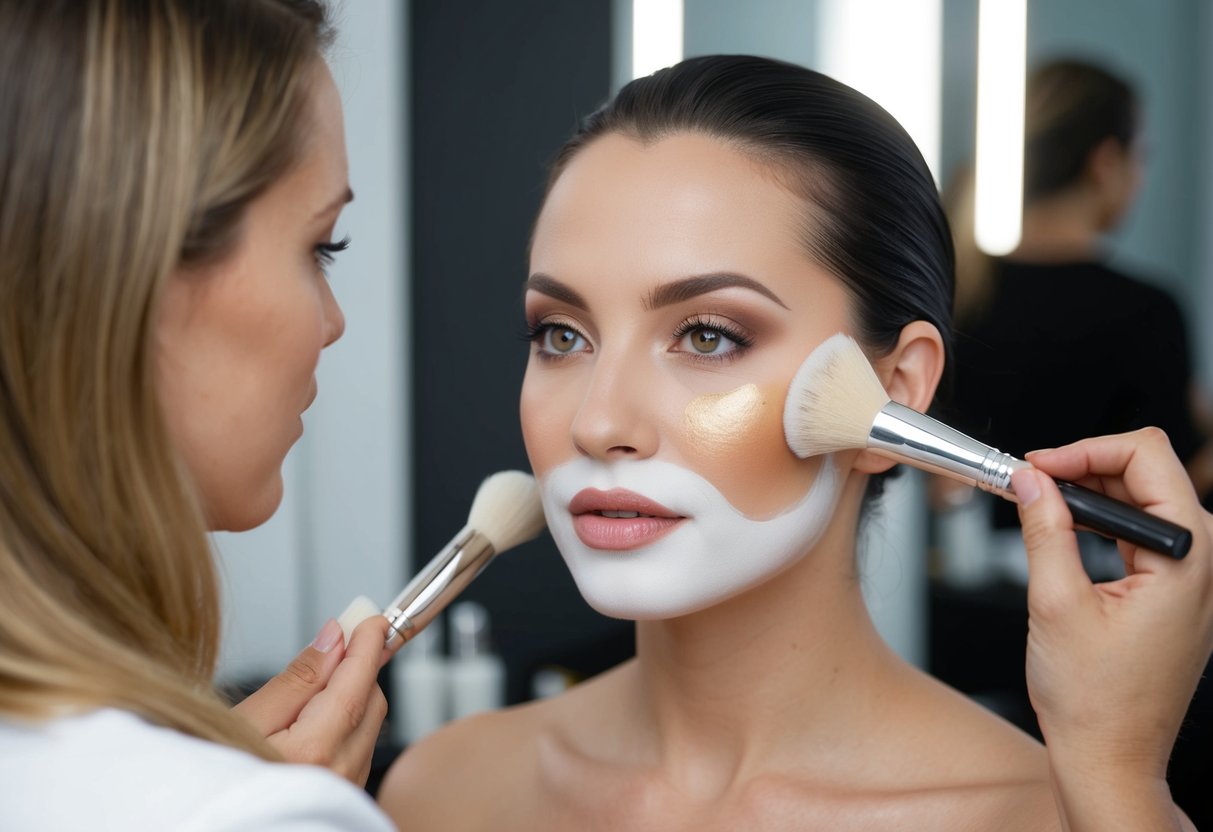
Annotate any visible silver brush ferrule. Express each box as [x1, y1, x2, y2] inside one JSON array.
[[870, 402, 1031, 498], [382, 526, 495, 650]]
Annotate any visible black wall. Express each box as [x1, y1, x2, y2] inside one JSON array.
[[409, 0, 632, 704]]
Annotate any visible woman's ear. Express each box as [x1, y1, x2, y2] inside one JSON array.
[[853, 321, 945, 475]]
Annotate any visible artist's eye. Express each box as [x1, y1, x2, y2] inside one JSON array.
[[525, 321, 589, 357], [672, 316, 753, 360], [314, 235, 351, 275]]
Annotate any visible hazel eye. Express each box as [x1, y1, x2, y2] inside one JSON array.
[[537, 325, 587, 355], [689, 327, 721, 353], [680, 326, 736, 355]]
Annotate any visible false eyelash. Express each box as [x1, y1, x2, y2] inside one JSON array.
[[671, 314, 755, 349], [314, 235, 352, 267]]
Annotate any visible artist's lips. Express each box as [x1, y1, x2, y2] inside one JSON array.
[[569, 488, 685, 551]]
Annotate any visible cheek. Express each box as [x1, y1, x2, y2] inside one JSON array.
[[677, 382, 817, 517], [520, 366, 574, 477]]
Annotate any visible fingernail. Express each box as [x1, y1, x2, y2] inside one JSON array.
[[1012, 469, 1041, 507], [1024, 448, 1054, 459], [310, 618, 342, 653]]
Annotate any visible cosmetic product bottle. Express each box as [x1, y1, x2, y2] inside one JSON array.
[[390, 615, 449, 747], [530, 665, 573, 700], [448, 601, 505, 719]]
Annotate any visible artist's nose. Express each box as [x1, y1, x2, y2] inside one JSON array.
[[320, 278, 346, 348], [569, 354, 659, 461]]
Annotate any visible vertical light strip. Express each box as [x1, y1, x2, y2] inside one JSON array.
[[974, 0, 1027, 255], [632, 0, 684, 80], [817, 0, 943, 182]]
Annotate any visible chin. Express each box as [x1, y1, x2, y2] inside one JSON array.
[[207, 476, 285, 532]]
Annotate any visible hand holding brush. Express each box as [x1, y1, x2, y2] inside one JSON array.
[[336, 470, 548, 649]]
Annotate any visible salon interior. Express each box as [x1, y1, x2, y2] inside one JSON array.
[[210, 0, 1213, 821]]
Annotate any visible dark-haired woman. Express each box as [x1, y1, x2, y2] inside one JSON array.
[[379, 55, 1211, 831]]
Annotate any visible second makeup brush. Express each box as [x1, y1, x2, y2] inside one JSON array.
[[782, 333, 1191, 559], [337, 470, 548, 648]]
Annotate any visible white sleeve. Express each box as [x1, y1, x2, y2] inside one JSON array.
[[180, 765, 396, 832]]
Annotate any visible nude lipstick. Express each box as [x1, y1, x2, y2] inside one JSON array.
[[569, 488, 684, 550]]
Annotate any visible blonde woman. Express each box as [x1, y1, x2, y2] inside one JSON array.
[[0, 1, 394, 828]]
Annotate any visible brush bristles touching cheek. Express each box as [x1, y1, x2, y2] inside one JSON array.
[[782, 333, 890, 458], [679, 383, 823, 518]]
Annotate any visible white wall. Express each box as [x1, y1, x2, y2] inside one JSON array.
[[214, 0, 410, 683]]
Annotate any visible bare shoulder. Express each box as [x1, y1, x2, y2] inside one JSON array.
[[376, 700, 547, 830], [377, 662, 636, 830], [871, 665, 1063, 830]]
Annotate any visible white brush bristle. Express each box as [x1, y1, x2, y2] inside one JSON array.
[[467, 470, 547, 554], [337, 595, 383, 646], [782, 333, 891, 458]]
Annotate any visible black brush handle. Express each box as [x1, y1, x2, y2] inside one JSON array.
[[1055, 481, 1191, 558]]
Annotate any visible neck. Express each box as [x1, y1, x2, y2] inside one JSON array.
[[1013, 191, 1106, 262], [624, 472, 907, 788]]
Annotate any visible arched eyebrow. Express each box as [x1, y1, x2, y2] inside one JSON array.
[[524, 271, 788, 311], [524, 273, 589, 309], [643, 272, 788, 310], [312, 186, 355, 220]]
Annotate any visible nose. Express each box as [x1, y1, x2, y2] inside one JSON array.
[[569, 355, 660, 461], [320, 278, 345, 348]]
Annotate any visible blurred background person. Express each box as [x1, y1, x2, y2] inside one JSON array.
[[945, 58, 1213, 536]]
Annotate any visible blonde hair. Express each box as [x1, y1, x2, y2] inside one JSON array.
[[0, 0, 332, 757]]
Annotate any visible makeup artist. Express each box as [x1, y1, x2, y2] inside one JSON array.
[[0, 1, 394, 828]]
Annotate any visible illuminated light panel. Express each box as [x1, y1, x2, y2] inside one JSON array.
[[632, 0, 683, 80], [819, 0, 943, 183], [974, 0, 1027, 255]]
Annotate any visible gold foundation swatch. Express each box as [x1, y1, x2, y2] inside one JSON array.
[[683, 383, 766, 445]]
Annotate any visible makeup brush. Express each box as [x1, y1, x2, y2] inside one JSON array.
[[337, 470, 548, 649], [782, 333, 1192, 559]]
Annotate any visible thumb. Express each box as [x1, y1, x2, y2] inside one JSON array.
[[1013, 468, 1091, 611], [233, 618, 345, 736]]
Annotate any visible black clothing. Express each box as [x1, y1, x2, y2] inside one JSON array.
[[946, 258, 1204, 528]]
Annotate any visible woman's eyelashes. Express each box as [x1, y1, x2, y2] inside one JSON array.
[[671, 315, 754, 361], [525, 314, 755, 363], [525, 320, 591, 359], [313, 234, 351, 274]]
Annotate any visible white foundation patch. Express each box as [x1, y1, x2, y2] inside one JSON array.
[[540, 456, 841, 619]]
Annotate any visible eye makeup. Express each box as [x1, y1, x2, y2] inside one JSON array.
[[671, 314, 754, 361], [313, 234, 351, 270]]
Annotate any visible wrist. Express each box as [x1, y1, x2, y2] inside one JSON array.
[[1046, 755, 1181, 832]]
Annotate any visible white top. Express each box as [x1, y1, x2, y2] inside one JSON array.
[[0, 708, 396, 831]]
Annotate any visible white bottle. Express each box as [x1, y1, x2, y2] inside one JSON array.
[[390, 617, 449, 746], [448, 601, 505, 720]]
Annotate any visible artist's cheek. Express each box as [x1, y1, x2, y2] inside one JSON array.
[[677, 383, 819, 518]]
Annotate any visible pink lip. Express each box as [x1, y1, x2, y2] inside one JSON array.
[[569, 488, 684, 551]]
